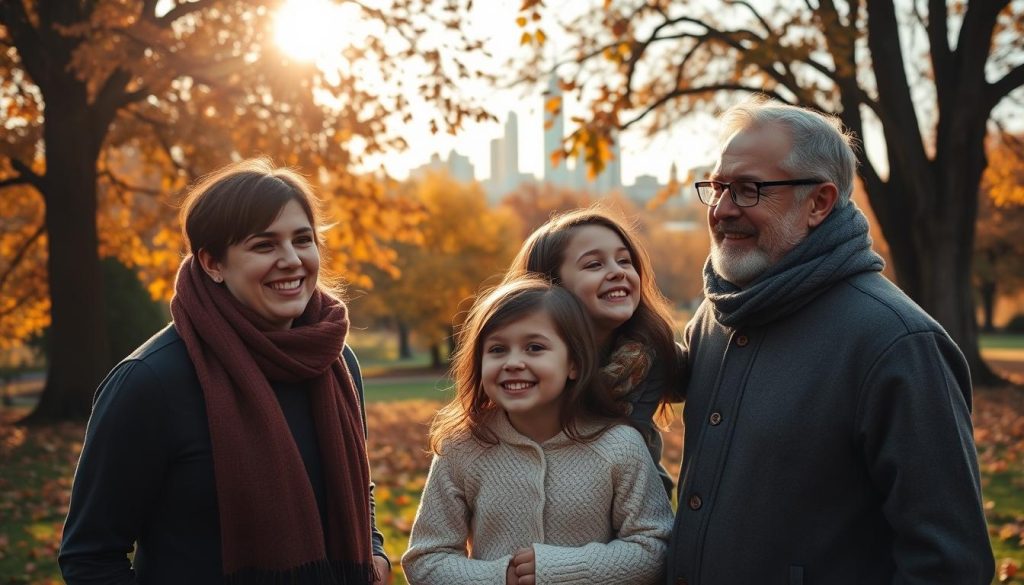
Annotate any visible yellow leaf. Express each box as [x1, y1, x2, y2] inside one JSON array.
[[520, 31, 532, 45], [516, 16, 527, 27]]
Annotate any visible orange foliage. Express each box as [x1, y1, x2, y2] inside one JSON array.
[[0, 182, 48, 350]]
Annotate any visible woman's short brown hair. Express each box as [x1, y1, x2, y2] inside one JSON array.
[[179, 157, 327, 262]]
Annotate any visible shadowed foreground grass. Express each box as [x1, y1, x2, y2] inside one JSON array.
[[1, 387, 1022, 584]]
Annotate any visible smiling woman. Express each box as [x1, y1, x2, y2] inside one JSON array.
[[59, 158, 392, 585]]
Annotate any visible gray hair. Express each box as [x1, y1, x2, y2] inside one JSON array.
[[719, 96, 858, 207]]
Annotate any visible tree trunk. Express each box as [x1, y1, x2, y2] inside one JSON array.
[[429, 344, 442, 369], [446, 325, 457, 365], [397, 321, 412, 360], [911, 237, 998, 385], [25, 90, 111, 422], [979, 280, 996, 333], [864, 129, 1001, 387]]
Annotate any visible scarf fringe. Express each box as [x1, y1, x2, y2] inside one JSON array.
[[225, 559, 377, 585]]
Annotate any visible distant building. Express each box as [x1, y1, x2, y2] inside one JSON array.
[[485, 112, 535, 202], [543, 75, 570, 188], [409, 150, 477, 183], [543, 75, 622, 195], [411, 80, 714, 207], [625, 174, 662, 202]]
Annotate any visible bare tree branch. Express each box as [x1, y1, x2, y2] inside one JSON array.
[[8, 158, 43, 192], [0, 0, 45, 83], [99, 169, 163, 197], [726, 0, 772, 34], [621, 84, 793, 130], [126, 108, 197, 180], [0, 223, 45, 294], [0, 176, 31, 190], [988, 63, 1024, 110]]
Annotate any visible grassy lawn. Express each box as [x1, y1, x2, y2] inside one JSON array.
[[981, 333, 1024, 350], [364, 378, 453, 403], [987, 470, 1024, 569], [1, 386, 1022, 584]]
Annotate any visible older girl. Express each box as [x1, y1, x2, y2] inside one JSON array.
[[503, 207, 682, 495]]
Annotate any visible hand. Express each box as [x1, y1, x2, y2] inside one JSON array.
[[507, 547, 536, 585], [371, 555, 391, 584]]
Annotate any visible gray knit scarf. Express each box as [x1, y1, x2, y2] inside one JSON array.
[[703, 201, 885, 328]]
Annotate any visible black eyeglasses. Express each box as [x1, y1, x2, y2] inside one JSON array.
[[694, 179, 823, 207]]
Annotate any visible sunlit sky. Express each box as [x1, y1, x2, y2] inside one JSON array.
[[274, 0, 720, 184]]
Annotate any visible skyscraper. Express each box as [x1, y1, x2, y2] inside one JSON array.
[[543, 75, 569, 187], [486, 112, 534, 201]]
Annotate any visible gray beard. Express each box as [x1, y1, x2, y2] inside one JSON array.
[[710, 243, 771, 288], [709, 208, 808, 288]]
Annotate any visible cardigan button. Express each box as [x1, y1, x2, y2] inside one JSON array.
[[735, 334, 749, 347], [709, 411, 723, 426], [676, 579, 689, 585], [688, 494, 703, 510]]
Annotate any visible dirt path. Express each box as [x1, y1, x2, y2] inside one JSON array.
[[985, 349, 1024, 381]]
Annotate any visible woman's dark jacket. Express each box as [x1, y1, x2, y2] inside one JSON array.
[[59, 324, 386, 584]]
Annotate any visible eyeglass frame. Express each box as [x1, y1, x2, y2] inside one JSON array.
[[693, 178, 824, 207]]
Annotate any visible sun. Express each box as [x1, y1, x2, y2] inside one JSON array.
[[274, 0, 361, 65]]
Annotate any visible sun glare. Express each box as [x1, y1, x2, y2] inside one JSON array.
[[275, 0, 361, 65]]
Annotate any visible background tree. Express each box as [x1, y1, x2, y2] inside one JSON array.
[[644, 221, 709, 309], [514, 0, 1024, 383], [975, 132, 1024, 331], [499, 182, 592, 238], [0, 180, 47, 351], [361, 171, 521, 368], [0, 0, 490, 420]]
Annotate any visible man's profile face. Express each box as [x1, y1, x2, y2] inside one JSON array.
[[707, 123, 817, 287]]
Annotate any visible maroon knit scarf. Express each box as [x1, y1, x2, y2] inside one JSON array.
[[170, 257, 373, 584]]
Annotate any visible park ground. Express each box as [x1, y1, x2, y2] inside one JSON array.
[[1, 341, 1023, 584]]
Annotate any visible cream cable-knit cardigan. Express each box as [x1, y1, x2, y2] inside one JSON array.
[[402, 412, 673, 584]]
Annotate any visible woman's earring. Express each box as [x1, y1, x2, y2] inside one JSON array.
[[212, 275, 223, 283]]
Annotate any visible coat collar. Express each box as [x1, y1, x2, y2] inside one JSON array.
[[489, 410, 609, 450]]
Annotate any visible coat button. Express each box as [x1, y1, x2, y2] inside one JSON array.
[[709, 411, 723, 426], [676, 579, 688, 585], [735, 334, 749, 347], [688, 494, 702, 510]]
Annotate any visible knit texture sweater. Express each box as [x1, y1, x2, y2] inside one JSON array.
[[402, 414, 673, 585]]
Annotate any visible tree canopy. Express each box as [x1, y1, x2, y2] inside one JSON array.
[[0, 0, 491, 420], [976, 132, 1024, 331], [360, 171, 522, 366], [515, 0, 1024, 382]]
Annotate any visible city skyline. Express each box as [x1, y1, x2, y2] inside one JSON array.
[[410, 79, 686, 203]]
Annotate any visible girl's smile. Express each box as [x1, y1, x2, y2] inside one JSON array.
[[481, 310, 577, 442], [557, 225, 641, 344]]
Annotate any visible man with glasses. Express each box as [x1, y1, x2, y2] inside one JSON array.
[[667, 97, 993, 585]]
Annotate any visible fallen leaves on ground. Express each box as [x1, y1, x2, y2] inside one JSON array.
[[1, 386, 1022, 584]]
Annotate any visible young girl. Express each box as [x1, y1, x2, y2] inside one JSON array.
[[503, 207, 682, 495], [402, 277, 672, 585]]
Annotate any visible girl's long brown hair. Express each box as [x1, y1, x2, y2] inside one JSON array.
[[429, 276, 627, 454], [502, 206, 679, 392]]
